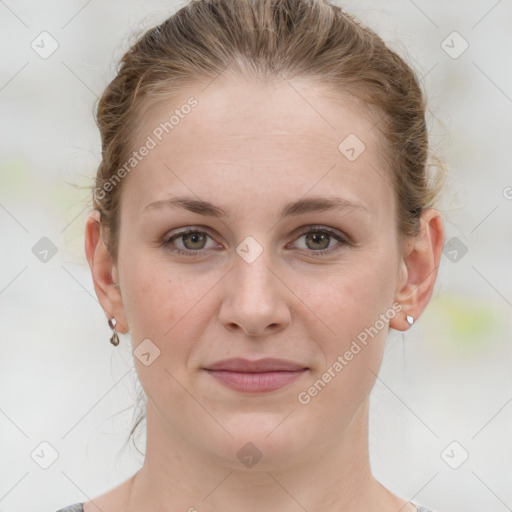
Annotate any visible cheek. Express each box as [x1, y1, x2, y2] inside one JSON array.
[[119, 255, 167, 338], [119, 248, 218, 355], [304, 255, 396, 339], [295, 271, 392, 428], [118, 253, 205, 403], [298, 251, 397, 390]]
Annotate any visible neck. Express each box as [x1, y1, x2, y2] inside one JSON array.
[[123, 398, 414, 512]]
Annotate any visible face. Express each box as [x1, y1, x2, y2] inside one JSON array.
[[111, 76, 407, 468]]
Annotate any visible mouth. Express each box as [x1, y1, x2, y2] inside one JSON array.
[[203, 358, 309, 393]]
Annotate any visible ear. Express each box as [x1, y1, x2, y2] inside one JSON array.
[[84, 210, 128, 334], [389, 208, 444, 332]]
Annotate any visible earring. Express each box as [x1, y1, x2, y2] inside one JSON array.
[[406, 315, 414, 327], [108, 317, 120, 346]]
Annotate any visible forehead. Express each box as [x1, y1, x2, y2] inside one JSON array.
[[121, 77, 393, 219]]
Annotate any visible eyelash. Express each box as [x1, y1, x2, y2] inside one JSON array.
[[161, 226, 349, 257]]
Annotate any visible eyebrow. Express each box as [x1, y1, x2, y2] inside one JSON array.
[[142, 194, 368, 219]]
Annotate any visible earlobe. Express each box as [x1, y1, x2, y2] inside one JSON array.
[[389, 208, 444, 332], [84, 210, 128, 333]]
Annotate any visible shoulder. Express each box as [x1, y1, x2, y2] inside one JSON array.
[[54, 503, 84, 512]]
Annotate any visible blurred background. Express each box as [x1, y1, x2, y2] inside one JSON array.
[[1, 1, 511, 511]]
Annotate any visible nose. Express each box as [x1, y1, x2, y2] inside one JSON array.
[[218, 247, 291, 338]]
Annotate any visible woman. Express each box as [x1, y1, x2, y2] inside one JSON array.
[[57, 0, 445, 510]]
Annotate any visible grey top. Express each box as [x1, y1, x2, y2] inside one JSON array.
[[55, 502, 437, 512], [55, 505, 84, 512]]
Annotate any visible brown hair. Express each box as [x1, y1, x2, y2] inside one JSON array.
[[91, 0, 446, 457]]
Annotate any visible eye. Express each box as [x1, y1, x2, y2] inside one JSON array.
[[291, 226, 348, 256], [163, 228, 217, 256], [162, 225, 348, 257]]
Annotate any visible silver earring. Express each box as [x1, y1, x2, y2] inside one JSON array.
[[108, 317, 120, 346], [406, 315, 414, 327]]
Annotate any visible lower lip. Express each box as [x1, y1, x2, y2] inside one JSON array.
[[205, 369, 307, 393]]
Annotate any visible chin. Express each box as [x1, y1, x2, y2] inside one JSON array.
[[201, 413, 309, 471]]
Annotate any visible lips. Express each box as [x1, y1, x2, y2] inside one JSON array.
[[203, 358, 308, 393], [204, 357, 307, 372]]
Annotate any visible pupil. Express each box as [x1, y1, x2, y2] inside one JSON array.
[[308, 232, 329, 250], [182, 232, 331, 251], [186, 232, 204, 249]]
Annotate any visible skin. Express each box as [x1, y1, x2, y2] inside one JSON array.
[[84, 75, 444, 512]]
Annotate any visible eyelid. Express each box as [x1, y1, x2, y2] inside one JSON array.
[[164, 226, 220, 250], [288, 225, 349, 253], [163, 224, 350, 256]]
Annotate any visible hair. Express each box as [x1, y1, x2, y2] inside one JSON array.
[[90, 0, 447, 457]]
